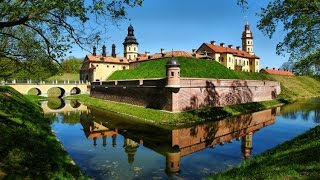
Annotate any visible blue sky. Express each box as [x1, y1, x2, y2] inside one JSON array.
[[71, 0, 288, 69]]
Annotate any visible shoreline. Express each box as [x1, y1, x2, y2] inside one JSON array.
[[65, 94, 285, 126]]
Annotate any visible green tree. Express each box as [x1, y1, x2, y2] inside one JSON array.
[[292, 49, 320, 76], [61, 57, 82, 74], [0, 0, 143, 78], [256, 0, 320, 61]]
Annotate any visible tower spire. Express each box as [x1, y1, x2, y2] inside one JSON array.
[[123, 24, 139, 60], [241, 21, 254, 55]]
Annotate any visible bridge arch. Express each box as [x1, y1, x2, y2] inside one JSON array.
[[47, 98, 66, 110], [27, 87, 42, 95], [70, 87, 81, 95], [47, 87, 66, 98]]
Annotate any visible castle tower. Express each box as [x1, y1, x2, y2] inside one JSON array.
[[123, 138, 139, 165], [123, 24, 139, 60], [241, 132, 253, 159], [242, 22, 254, 55], [165, 58, 180, 88], [165, 152, 181, 173]]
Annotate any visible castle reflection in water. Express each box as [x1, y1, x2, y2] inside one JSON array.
[[79, 107, 278, 174]]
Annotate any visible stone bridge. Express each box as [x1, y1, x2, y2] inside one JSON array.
[[4, 79, 89, 97], [40, 100, 88, 114]]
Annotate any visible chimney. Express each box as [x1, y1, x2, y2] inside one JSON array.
[[93, 46, 97, 56], [102, 45, 106, 57], [111, 44, 116, 58], [192, 49, 196, 57], [236, 46, 240, 50], [228, 45, 233, 48], [161, 48, 165, 57], [266, 67, 268, 69], [210, 40, 216, 45], [278, 68, 281, 70], [273, 68, 275, 70], [220, 43, 225, 47]]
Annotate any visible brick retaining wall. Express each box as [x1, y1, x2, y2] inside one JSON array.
[[90, 78, 280, 112]]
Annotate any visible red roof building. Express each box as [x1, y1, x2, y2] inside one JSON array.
[[196, 23, 260, 73], [260, 68, 295, 76]]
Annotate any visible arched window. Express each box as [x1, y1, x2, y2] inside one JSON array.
[[128, 47, 131, 51]]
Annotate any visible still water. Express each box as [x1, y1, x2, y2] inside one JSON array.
[[44, 98, 320, 179]]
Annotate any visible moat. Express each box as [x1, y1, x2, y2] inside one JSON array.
[[45, 98, 319, 179]]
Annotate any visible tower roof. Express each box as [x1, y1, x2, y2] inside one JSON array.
[[166, 58, 180, 68], [123, 24, 139, 45], [242, 23, 253, 39]]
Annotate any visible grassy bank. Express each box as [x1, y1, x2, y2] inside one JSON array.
[[108, 57, 270, 80], [68, 94, 283, 126], [47, 73, 79, 81], [209, 125, 320, 180], [0, 86, 86, 179], [266, 75, 320, 101]]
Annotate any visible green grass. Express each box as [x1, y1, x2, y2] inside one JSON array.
[[67, 94, 283, 127], [47, 73, 79, 81], [108, 57, 270, 80], [208, 125, 320, 180], [266, 75, 320, 100], [0, 86, 87, 179]]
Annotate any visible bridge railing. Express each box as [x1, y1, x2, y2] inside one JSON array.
[[2, 79, 90, 85]]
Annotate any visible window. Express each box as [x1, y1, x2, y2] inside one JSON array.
[[113, 65, 115, 68], [123, 66, 126, 70], [250, 62, 252, 65], [96, 65, 99, 67], [247, 61, 249, 66], [256, 61, 259, 65], [107, 65, 109, 68], [129, 55, 131, 59], [134, 47, 136, 51], [229, 57, 231, 62], [171, 72, 174, 77], [221, 57, 224, 62], [129, 47, 131, 51], [248, 41, 250, 44]]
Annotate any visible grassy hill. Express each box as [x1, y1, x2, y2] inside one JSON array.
[[108, 57, 269, 80], [47, 73, 79, 81], [266, 75, 320, 100]]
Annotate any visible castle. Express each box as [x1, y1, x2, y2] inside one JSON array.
[[80, 23, 260, 82]]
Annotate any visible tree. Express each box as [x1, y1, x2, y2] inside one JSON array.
[[256, 0, 320, 61], [61, 57, 83, 74], [0, 0, 143, 77], [292, 49, 320, 75]]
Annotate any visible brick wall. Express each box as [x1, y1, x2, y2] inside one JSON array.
[[90, 78, 280, 112]]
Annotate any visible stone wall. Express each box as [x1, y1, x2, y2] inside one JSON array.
[[90, 78, 280, 112]]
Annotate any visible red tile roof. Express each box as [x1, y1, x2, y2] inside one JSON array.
[[202, 43, 259, 59], [85, 55, 129, 64], [260, 68, 295, 76], [137, 51, 193, 62]]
